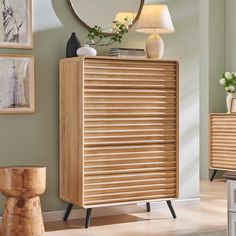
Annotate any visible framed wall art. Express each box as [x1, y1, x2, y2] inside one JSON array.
[[0, 0, 33, 49], [231, 98, 236, 113], [0, 54, 35, 114]]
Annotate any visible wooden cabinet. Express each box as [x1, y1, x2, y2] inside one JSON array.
[[59, 56, 179, 227], [209, 114, 236, 181]]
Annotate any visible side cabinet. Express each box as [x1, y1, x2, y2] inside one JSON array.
[[59, 56, 179, 227], [209, 114, 236, 181]]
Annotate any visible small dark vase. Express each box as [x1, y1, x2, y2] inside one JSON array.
[[66, 32, 81, 58]]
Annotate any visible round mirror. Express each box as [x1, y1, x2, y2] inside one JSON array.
[[67, 0, 144, 34]]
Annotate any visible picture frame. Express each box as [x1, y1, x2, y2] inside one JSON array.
[[0, 54, 35, 114], [0, 0, 33, 49], [231, 98, 236, 113]]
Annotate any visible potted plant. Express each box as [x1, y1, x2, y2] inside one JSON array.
[[77, 17, 131, 56], [219, 72, 236, 113]]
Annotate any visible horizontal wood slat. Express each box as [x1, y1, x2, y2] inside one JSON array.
[[84, 184, 176, 195], [85, 183, 176, 194], [85, 81, 176, 87], [209, 114, 236, 171], [84, 177, 176, 189], [84, 130, 176, 136], [84, 167, 176, 176], [84, 193, 176, 206], [84, 117, 176, 125], [85, 157, 176, 165], [84, 144, 176, 155], [85, 162, 175, 171], [84, 188, 176, 200], [84, 66, 176, 73]]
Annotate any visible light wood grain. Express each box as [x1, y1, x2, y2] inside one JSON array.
[[60, 57, 179, 208], [59, 58, 84, 206], [0, 167, 46, 236], [209, 114, 236, 171]]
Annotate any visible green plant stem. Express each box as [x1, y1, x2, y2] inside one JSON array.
[[92, 38, 116, 47]]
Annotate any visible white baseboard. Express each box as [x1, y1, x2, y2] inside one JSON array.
[[42, 198, 200, 222]]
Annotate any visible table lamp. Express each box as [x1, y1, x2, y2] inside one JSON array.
[[135, 5, 175, 58]]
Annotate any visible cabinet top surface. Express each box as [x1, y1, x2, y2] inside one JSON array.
[[60, 56, 179, 64]]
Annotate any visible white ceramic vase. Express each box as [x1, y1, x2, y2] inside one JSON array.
[[226, 92, 236, 113], [77, 44, 97, 57]]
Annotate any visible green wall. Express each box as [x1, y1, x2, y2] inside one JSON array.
[[225, 0, 236, 71], [0, 0, 200, 213], [200, 0, 234, 180]]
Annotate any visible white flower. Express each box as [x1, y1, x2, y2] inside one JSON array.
[[234, 72, 236, 77], [219, 78, 226, 85], [225, 72, 233, 80], [225, 87, 230, 92], [229, 86, 236, 92]]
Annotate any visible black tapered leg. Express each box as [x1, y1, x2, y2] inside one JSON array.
[[210, 170, 217, 182], [146, 202, 151, 212], [85, 208, 92, 228], [63, 203, 74, 221], [166, 200, 176, 219]]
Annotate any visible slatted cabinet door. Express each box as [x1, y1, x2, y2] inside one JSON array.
[[60, 56, 179, 208], [210, 114, 236, 171]]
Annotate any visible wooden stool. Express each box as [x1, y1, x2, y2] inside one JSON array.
[[0, 166, 46, 236]]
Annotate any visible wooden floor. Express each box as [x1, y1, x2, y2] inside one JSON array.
[[45, 180, 227, 236]]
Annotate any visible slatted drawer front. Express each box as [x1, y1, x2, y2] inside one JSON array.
[[210, 115, 236, 170], [83, 59, 178, 206]]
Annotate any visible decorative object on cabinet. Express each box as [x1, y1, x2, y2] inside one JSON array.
[[109, 48, 146, 58], [0, 166, 46, 236], [223, 172, 236, 236], [0, 54, 35, 114], [227, 93, 236, 114], [60, 56, 179, 228], [135, 5, 175, 59], [67, 0, 144, 35], [77, 44, 97, 57], [0, 0, 33, 49], [66, 32, 81, 58], [209, 114, 236, 181], [86, 17, 131, 47], [231, 98, 236, 113], [219, 72, 236, 113]]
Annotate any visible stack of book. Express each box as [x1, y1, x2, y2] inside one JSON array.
[[109, 48, 146, 58]]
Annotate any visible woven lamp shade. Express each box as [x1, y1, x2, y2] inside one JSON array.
[[136, 5, 175, 34]]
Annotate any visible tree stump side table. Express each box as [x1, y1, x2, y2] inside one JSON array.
[[0, 166, 46, 236]]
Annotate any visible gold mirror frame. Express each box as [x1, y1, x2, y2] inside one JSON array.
[[67, 0, 144, 35]]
